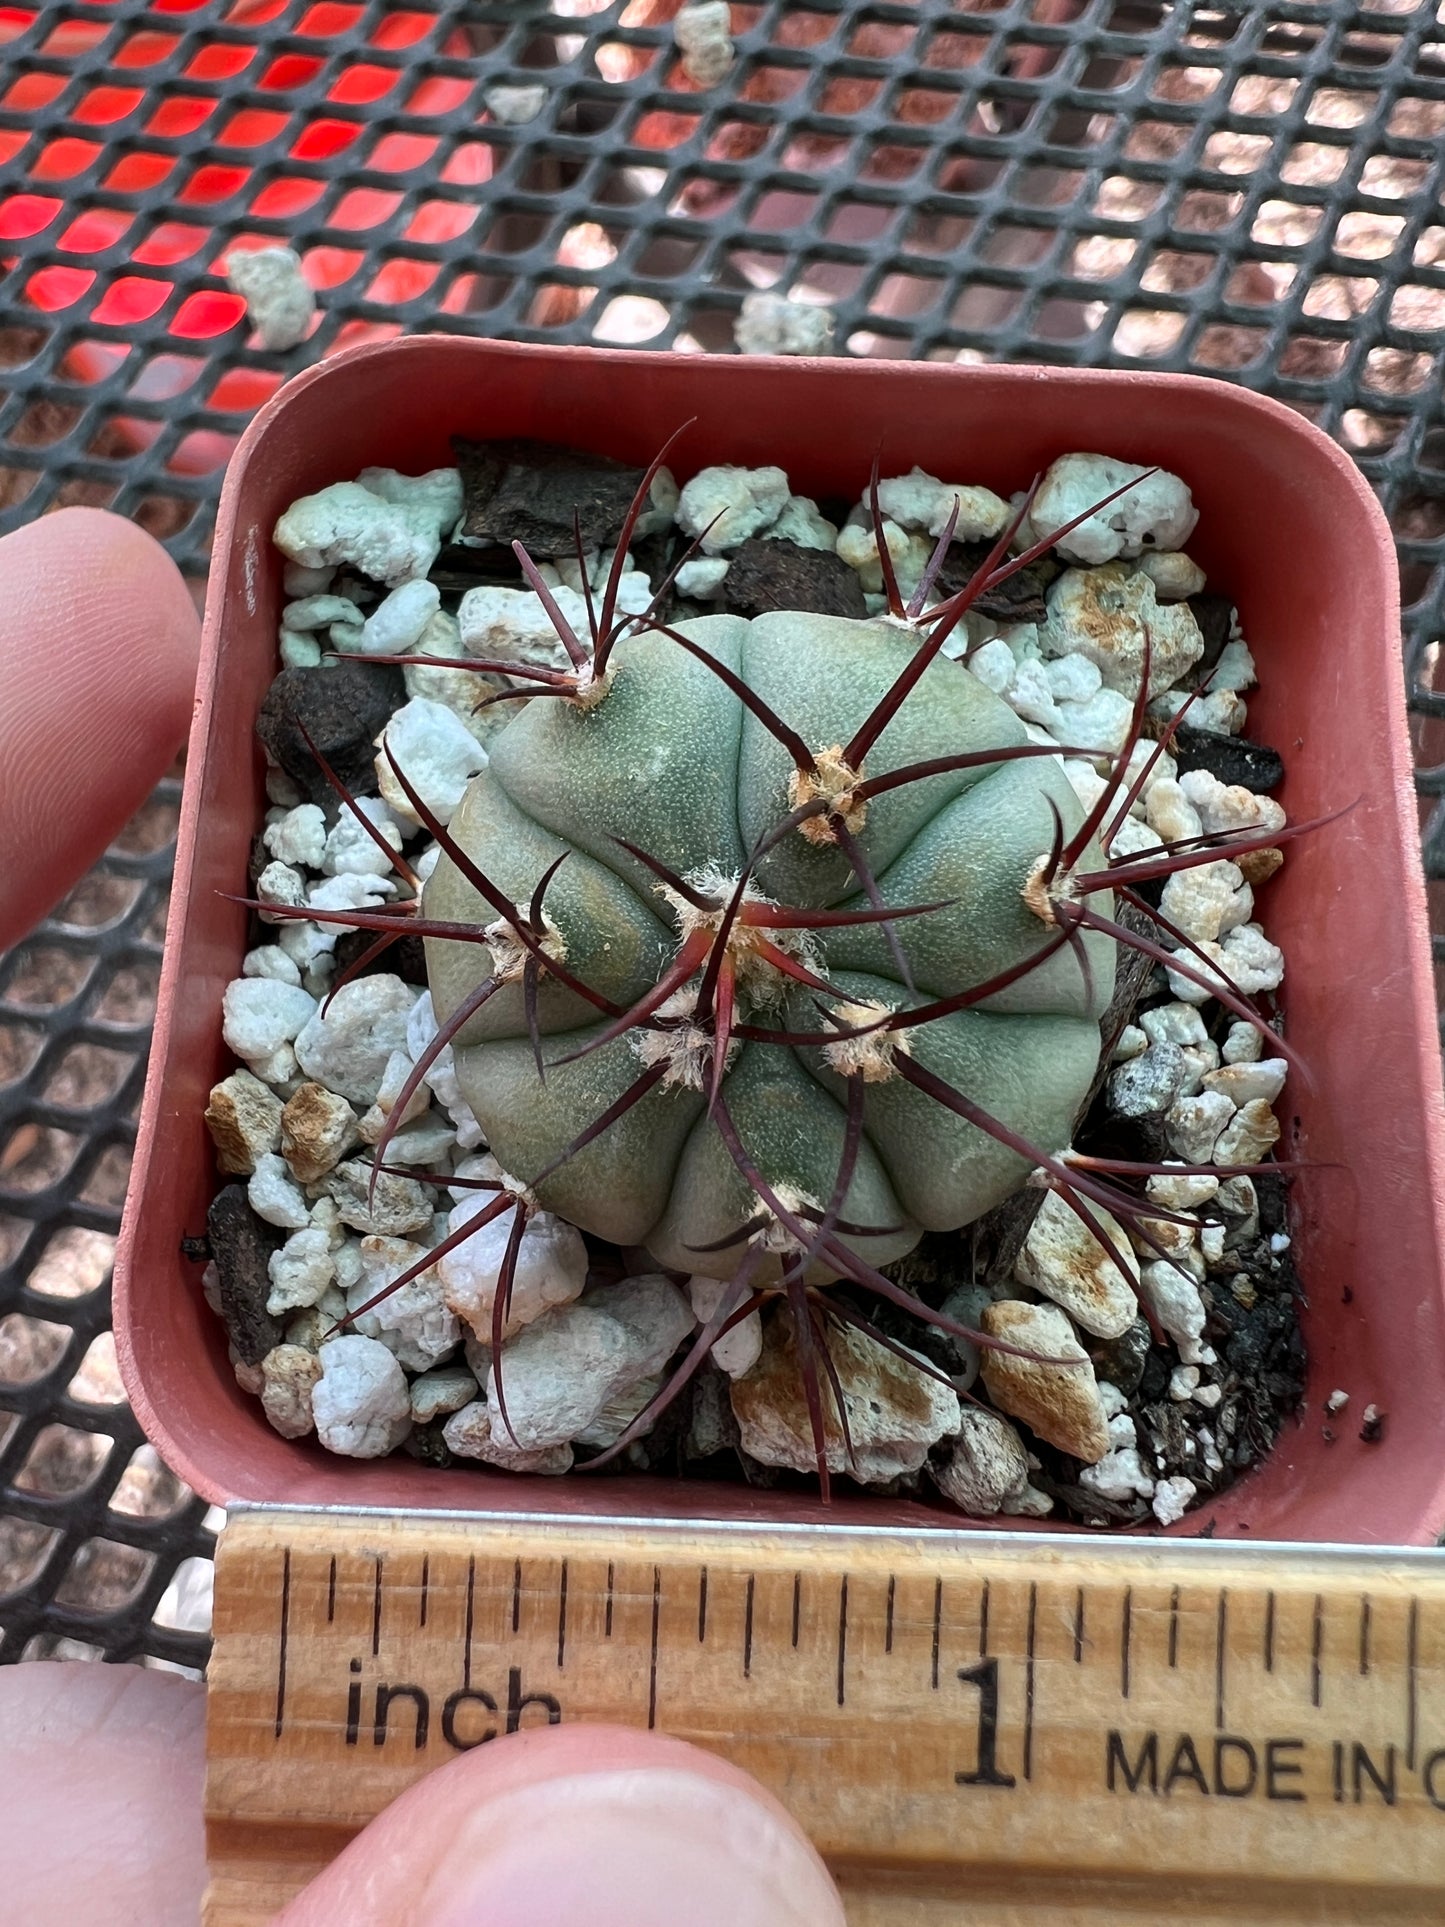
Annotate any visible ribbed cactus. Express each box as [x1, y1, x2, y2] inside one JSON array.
[[425, 607, 1112, 1284]]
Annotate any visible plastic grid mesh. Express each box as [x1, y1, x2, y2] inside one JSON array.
[[1, 0, 1443, 1664]]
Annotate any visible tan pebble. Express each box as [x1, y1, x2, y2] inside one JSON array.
[[281, 1081, 361, 1184], [980, 1300, 1110, 1464], [205, 1070, 283, 1176]]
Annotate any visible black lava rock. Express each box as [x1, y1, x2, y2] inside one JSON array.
[[453, 437, 648, 556], [1171, 726, 1285, 795], [207, 1184, 283, 1367], [256, 660, 404, 805], [402, 1422, 455, 1469], [1182, 593, 1234, 684], [722, 538, 868, 620], [938, 539, 1061, 624], [333, 926, 428, 987], [1087, 1317, 1152, 1397]]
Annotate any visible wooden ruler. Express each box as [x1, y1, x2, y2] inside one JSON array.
[[206, 1507, 1445, 1924]]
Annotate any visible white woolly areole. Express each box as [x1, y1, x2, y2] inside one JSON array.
[[759, 1182, 825, 1255], [629, 989, 740, 1091], [657, 868, 822, 1006], [820, 999, 912, 1082], [788, 745, 866, 846], [483, 912, 567, 983]]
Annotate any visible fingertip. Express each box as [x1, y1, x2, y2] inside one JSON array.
[[282, 1725, 844, 1927], [0, 507, 201, 945]]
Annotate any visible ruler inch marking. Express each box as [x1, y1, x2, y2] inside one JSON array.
[[836, 1575, 849, 1707], [698, 1568, 708, 1643], [1264, 1589, 1276, 1673], [1406, 1595, 1419, 1770], [1311, 1592, 1323, 1709], [794, 1572, 803, 1651], [647, 1565, 661, 1730], [419, 1554, 429, 1630], [1024, 1581, 1037, 1783], [883, 1573, 893, 1655], [326, 1553, 336, 1625], [557, 1558, 568, 1670], [1215, 1588, 1228, 1730], [1121, 1587, 1133, 1699], [1073, 1585, 1085, 1664], [463, 1554, 475, 1690], [273, 1547, 291, 1740], [371, 1555, 382, 1657], [979, 1578, 990, 1659], [743, 1573, 755, 1679], [511, 1557, 522, 1634], [1360, 1593, 1371, 1676], [605, 1561, 614, 1638], [931, 1576, 943, 1690], [1168, 1584, 1180, 1670]]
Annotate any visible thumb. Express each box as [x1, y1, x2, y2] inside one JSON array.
[[0, 506, 200, 947], [281, 1723, 846, 1927]]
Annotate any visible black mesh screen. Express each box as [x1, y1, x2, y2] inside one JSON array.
[[1, 0, 1442, 1666]]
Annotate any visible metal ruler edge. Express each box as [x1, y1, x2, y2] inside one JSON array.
[[206, 1506, 1445, 1925]]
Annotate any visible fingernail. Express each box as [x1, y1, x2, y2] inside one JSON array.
[[423, 1765, 845, 1927]]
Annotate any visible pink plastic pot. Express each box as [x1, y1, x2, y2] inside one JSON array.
[[115, 336, 1445, 1543]]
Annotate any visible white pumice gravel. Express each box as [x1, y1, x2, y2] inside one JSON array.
[[734, 291, 834, 358], [205, 439, 1301, 1530], [313, 1335, 413, 1457], [226, 246, 315, 351], [674, 0, 735, 86]]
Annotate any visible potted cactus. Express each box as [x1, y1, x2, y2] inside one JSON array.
[[115, 337, 1445, 1544]]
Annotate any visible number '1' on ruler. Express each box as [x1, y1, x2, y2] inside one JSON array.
[[206, 1509, 1445, 1924]]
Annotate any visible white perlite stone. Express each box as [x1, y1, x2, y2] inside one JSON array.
[[1140, 1002, 1208, 1048], [1214, 1099, 1280, 1166], [353, 578, 442, 658], [1028, 454, 1197, 566], [438, 1203, 590, 1341], [263, 803, 327, 870], [1159, 859, 1252, 944], [485, 82, 547, 124], [1014, 1191, 1138, 1339], [484, 1279, 695, 1451], [409, 1367, 479, 1424], [1152, 1475, 1197, 1526], [323, 1160, 434, 1237], [1222, 1020, 1264, 1064], [358, 1047, 431, 1144], [1166, 922, 1285, 1005], [457, 581, 590, 672], [676, 465, 790, 552], [1137, 1261, 1209, 1365], [675, 557, 729, 598], [266, 1225, 337, 1317], [260, 1344, 322, 1438], [1109, 1042, 1187, 1117], [221, 978, 317, 1064], [688, 1274, 762, 1378], [313, 1335, 412, 1457], [375, 697, 488, 828], [674, 0, 734, 86], [293, 975, 416, 1106], [247, 1152, 311, 1230], [1041, 564, 1203, 697], [734, 291, 834, 357], [1178, 768, 1286, 838], [1165, 1089, 1236, 1164], [226, 246, 314, 351], [1139, 550, 1206, 599], [243, 944, 303, 986], [1079, 1447, 1156, 1502], [731, 1317, 960, 1482], [1146, 1168, 1220, 1211], [357, 465, 464, 559], [347, 1235, 461, 1373], [1202, 1058, 1288, 1107], [931, 1408, 1031, 1516], [323, 795, 405, 877], [274, 482, 437, 587], [443, 1400, 573, 1474], [874, 466, 1010, 542]]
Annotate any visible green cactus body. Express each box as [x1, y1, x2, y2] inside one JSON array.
[[424, 611, 1113, 1282]]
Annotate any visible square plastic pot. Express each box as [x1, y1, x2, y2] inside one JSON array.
[[115, 336, 1445, 1543]]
